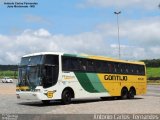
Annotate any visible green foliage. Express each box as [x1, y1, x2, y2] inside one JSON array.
[[141, 59, 160, 67], [146, 67, 160, 80], [0, 70, 18, 79], [0, 65, 18, 79]]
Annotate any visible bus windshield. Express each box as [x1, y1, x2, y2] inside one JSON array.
[[18, 65, 41, 90], [18, 55, 59, 90], [20, 55, 43, 65]]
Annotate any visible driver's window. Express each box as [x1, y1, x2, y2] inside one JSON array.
[[44, 55, 59, 65], [43, 55, 59, 88]]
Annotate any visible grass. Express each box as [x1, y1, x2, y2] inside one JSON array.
[[146, 67, 160, 85], [0, 70, 18, 79], [146, 67, 160, 78]]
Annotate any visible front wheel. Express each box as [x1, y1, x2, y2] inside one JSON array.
[[61, 90, 72, 105]]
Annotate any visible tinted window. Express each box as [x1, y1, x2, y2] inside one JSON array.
[[79, 59, 87, 71], [62, 57, 70, 71], [87, 60, 95, 72], [44, 55, 59, 65], [62, 56, 145, 75], [70, 58, 81, 71], [101, 62, 109, 73], [95, 61, 103, 72], [112, 62, 120, 73]]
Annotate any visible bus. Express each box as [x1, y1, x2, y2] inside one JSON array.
[[16, 52, 146, 104]]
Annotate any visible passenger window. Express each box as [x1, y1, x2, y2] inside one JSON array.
[[62, 57, 70, 71], [95, 61, 101, 72], [108, 63, 113, 73], [70, 58, 80, 71], [87, 60, 95, 72], [79, 59, 87, 71]]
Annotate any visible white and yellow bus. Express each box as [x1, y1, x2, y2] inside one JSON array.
[[16, 52, 146, 104]]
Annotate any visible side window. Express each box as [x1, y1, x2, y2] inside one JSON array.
[[133, 65, 139, 75], [120, 63, 127, 74], [135, 65, 139, 75], [87, 60, 95, 72], [95, 61, 102, 73], [70, 58, 80, 71], [44, 55, 59, 65], [62, 57, 70, 71], [137, 65, 145, 75], [62, 57, 89, 72], [114, 62, 120, 74], [119, 63, 123, 74], [132, 65, 136, 75], [140, 65, 145, 75], [113, 62, 119, 73], [101, 62, 109, 73], [108, 62, 113, 73], [129, 64, 134, 74], [79, 58, 87, 71], [43, 55, 59, 88], [125, 64, 129, 74]]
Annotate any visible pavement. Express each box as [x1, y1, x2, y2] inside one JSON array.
[[0, 80, 159, 114]]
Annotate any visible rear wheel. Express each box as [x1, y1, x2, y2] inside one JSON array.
[[61, 90, 72, 105], [42, 100, 50, 105], [121, 88, 128, 99], [128, 88, 136, 99]]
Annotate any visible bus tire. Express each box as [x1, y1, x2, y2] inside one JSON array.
[[61, 89, 72, 105], [42, 100, 50, 105], [128, 88, 136, 99], [121, 88, 128, 99]]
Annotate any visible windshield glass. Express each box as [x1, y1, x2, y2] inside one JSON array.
[[20, 55, 43, 66], [18, 55, 59, 90], [18, 66, 41, 90]]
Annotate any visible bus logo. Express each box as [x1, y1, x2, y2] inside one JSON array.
[[104, 75, 128, 81], [47, 91, 53, 98]]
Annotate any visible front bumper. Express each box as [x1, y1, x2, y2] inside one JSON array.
[[16, 91, 54, 101], [16, 91, 42, 100], [16, 90, 58, 100]]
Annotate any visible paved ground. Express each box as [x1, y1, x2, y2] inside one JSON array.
[[0, 81, 159, 114]]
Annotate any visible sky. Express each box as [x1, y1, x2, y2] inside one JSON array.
[[0, 0, 160, 64]]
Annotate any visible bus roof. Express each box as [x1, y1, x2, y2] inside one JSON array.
[[22, 52, 145, 65], [22, 52, 63, 57]]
